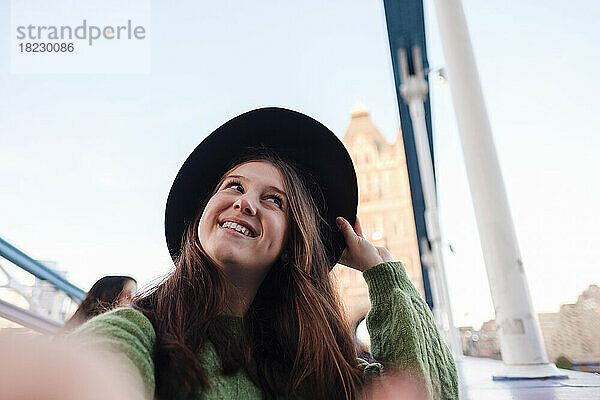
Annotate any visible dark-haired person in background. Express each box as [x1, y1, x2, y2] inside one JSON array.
[[60, 275, 137, 333]]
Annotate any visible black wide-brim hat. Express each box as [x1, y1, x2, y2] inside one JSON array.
[[165, 107, 358, 269]]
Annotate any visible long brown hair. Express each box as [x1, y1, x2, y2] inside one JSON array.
[[134, 154, 364, 399]]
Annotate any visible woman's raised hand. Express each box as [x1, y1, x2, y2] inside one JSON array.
[[336, 216, 393, 272]]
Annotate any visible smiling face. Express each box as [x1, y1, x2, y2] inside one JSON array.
[[198, 161, 290, 276]]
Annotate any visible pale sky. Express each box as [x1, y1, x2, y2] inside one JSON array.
[[1, 0, 598, 328]]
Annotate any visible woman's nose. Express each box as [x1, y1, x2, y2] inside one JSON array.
[[233, 194, 257, 215]]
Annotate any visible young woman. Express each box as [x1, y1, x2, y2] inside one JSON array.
[[60, 275, 137, 333], [73, 108, 458, 399]]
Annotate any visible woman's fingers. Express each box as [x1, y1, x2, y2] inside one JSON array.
[[336, 216, 385, 271], [336, 217, 358, 242], [353, 216, 365, 238], [377, 246, 394, 263], [337, 216, 396, 270]]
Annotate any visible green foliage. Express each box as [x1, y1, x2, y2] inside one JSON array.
[[555, 356, 574, 370]]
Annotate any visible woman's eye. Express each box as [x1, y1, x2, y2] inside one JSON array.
[[226, 182, 244, 192], [267, 196, 283, 208]]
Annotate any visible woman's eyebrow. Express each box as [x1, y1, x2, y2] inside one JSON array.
[[226, 174, 246, 181], [226, 174, 287, 198], [266, 186, 287, 199]]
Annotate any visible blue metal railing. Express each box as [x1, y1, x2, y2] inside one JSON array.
[[0, 236, 85, 301]]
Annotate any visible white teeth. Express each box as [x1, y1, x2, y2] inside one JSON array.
[[237, 225, 249, 236], [220, 221, 254, 237]]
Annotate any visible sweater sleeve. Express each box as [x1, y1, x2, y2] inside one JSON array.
[[71, 307, 156, 399], [359, 261, 458, 400]]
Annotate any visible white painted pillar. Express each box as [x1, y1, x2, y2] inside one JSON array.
[[398, 47, 462, 357], [431, 0, 565, 378]]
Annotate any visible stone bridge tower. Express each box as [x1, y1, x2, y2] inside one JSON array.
[[332, 103, 424, 327]]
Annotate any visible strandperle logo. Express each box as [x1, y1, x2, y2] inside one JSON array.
[[16, 20, 146, 46]]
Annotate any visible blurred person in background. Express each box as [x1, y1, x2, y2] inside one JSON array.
[[60, 275, 137, 333]]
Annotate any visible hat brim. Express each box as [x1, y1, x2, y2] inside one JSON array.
[[165, 107, 357, 268]]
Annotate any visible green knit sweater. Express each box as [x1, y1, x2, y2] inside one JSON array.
[[73, 262, 458, 399]]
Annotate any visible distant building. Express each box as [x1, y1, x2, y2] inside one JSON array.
[[538, 312, 561, 358], [459, 320, 501, 359], [459, 326, 476, 356], [332, 103, 424, 326], [30, 261, 72, 322], [0, 259, 75, 330], [461, 285, 600, 371], [543, 285, 600, 368], [476, 320, 501, 359]]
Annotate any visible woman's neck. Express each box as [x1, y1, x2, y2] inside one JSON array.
[[225, 287, 254, 317], [222, 265, 268, 317]]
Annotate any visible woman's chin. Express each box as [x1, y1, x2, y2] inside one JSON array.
[[212, 251, 274, 277]]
